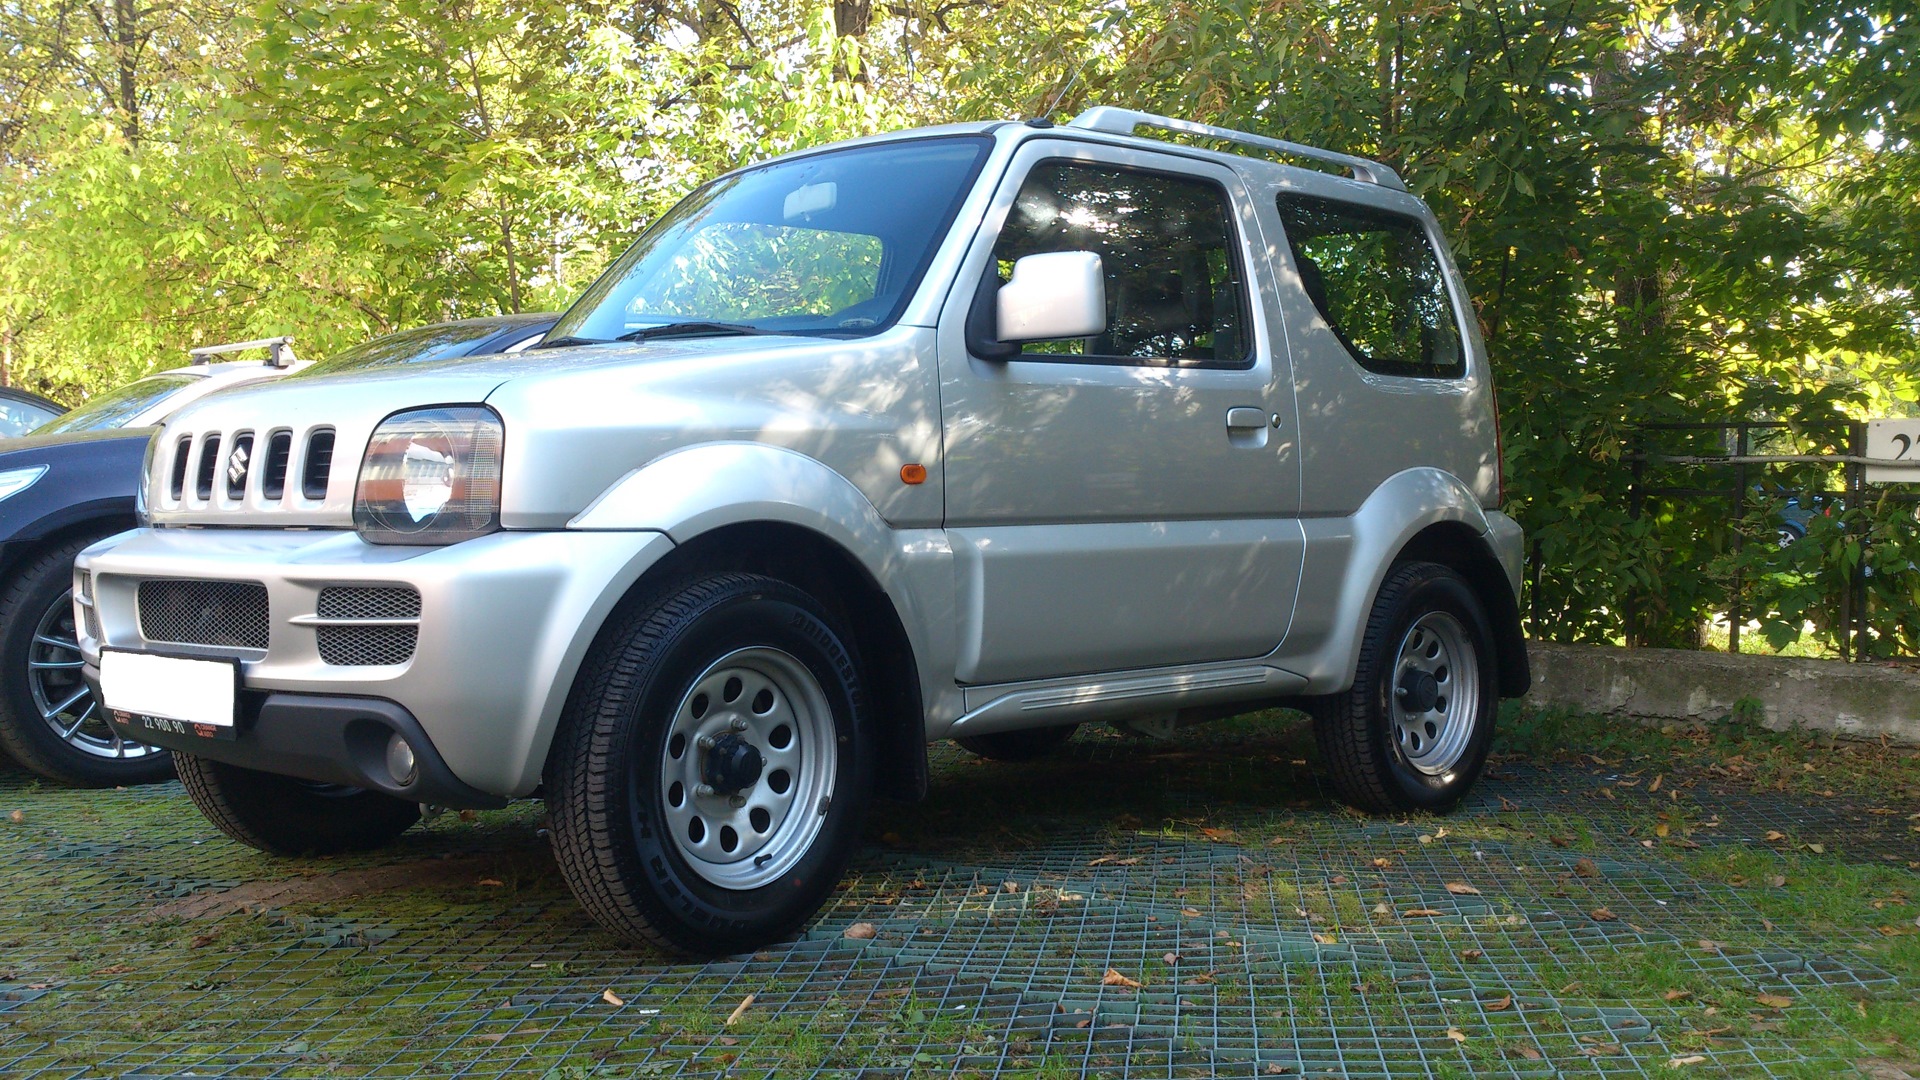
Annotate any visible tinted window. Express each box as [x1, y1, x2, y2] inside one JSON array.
[[1275, 194, 1463, 378], [34, 374, 196, 434], [992, 161, 1249, 366]]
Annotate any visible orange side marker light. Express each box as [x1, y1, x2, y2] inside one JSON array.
[[900, 464, 927, 485]]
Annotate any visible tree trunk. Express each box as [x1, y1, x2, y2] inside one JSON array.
[[833, 1, 871, 37], [115, 0, 140, 145]]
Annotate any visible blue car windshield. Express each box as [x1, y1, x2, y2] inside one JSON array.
[[33, 373, 196, 435], [547, 135, 990, 343]]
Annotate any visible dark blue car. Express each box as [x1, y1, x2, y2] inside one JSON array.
[[0, 314, 556, 786]]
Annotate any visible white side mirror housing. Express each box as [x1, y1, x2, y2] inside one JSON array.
[[996, 251, 1107, 342]]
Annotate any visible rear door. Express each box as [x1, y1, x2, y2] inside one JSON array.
[[935, 138, 1305, 685]]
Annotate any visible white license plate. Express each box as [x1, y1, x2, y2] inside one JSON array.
[[99, 650, 238, 734]]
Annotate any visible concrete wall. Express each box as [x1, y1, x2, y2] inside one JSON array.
[[1523, 642, 1920, 746]]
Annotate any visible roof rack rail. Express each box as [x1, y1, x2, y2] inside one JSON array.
[[189, 336, 300, 369], [1066, 107, 1406, 191]]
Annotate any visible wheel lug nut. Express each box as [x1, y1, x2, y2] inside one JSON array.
[[730, 718, 748, 732], [694, 783, 716, 798], [697, 735, 716, 750], [728, 795, 747, 809]]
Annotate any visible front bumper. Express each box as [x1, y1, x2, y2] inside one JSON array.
[[76, 526, 676, 797]]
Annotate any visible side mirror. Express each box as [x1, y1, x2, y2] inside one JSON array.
[[996, 251, 1107, 342]]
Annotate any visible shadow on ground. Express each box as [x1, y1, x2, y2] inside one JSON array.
[[1, 712, 1916, 1078]]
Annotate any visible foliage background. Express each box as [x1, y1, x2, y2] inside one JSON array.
[[3, 0, 1916, 652]]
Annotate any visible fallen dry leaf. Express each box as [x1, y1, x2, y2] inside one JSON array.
[[843, 922, 877, 941], [1371, 857, 1393, 868], [1180, 907, 1201, 918], [1162, 951, 1181, 965], [1461, 949, 1485, 961], [90, 964, 134, 976], [1765, 830, 1787, 842], [1446, 1027, 1468, 1043], [726, 993, 755, 1026], [1649, 774, 1664, 793], [1002, 881, 1020, 894], [1574, 858, 1600, 879], [1312, 933, 1337, 945], [1264, 1064, 1292, 1075], [1198, 827, 1238, 842], [1403, 908, 1445, 918], [1444, 882, 1482, 896], [1668, 1055, 1708, 1067], [1510, 1044, 1543, 1060], [718, 1036, 739, 1047], [7, 810, 22, 824], [1665, 989, 1693, 1002], [477, 879, 504, 887], [1102, 968, 1143, 990], [1590, 907, 1617, 922], [1484, 994, 1513, 1012], [1755, 993, 1793, 1009], [601, 989, 624, 1007]]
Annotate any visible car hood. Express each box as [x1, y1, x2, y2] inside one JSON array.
[[0, 426, 156, 465]]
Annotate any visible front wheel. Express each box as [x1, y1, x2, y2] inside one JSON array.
[[546, 573, 872, 956], [175, 754, 421, 855], [1312, 562, 1498, 814], [0, 535, 173, 787]]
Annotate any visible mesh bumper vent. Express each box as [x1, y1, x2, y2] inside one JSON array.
[[138, 580, 270, 650], [313, 585, 421, 666]]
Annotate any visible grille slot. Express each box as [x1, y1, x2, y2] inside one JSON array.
[[138, 580, 270, 650], [317, 625, 419, 666], [262, 430, 293, 501], [312, 585, 421, 666], [169, 436, 192, 501], [194, 434, 222, 501], [317, 586, 422, 621], [78, 572, 100, 642], [224, 432, 254, 499], [302, 430, 335, 500]]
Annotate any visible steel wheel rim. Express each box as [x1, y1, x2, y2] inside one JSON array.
[[27, 589, 163, 762], [1389, 611, 1479, 776], [655, 646, 836, 890]]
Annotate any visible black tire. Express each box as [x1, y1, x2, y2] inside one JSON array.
[[546, 572, 872, 956], [0, 534, 174, 787], [175, 753, 421, 855], [1312, 561, 1498, 814], [955, 724, 1079, 762]]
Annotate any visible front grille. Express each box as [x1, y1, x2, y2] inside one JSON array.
[[138, 580, 270, 650], [317, 586, 421, 620], [302, 430, 335, 500], [318, 625, 419, 666], [224, 432, 254, 499], [261, 430, 293, 500]]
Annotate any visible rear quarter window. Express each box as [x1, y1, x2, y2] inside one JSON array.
[[1275, 194, 1465, 379]]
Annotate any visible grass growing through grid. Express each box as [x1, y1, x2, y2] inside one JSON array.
[[0, 705, 1915, 1078]]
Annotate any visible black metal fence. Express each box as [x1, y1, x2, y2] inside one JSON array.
[[1528, 419, 1920, 661]]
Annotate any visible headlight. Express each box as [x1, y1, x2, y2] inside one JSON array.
[[353, 406, 504, 545], [0, 465, 48, 504]]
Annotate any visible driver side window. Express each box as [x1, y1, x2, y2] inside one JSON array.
[[992, 161, 1251, 367]]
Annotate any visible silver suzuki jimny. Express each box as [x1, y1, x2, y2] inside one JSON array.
[[76, 108, 1528, 955]]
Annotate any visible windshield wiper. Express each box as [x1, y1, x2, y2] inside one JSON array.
[[531, 334, 608, 349], [614, 321, 771, 343]]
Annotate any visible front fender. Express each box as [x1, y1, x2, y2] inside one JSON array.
[[1281, 467, 1495, 693], [569, 442, 959, 730]]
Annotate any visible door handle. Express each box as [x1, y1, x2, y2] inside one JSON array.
[[1225, 406, 1269, 430]]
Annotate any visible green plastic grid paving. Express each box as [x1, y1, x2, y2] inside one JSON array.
[[0, 719, 1914, 1078]]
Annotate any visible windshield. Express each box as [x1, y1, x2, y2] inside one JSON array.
[[299, 320, 519, 376], [33, 373, 197, 435], [548, 135, 991, 343]]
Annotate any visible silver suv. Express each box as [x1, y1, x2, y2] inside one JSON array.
[[76, 108, 1529, 955]]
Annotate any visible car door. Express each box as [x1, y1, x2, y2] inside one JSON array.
[[935, 138, 1305, 685]]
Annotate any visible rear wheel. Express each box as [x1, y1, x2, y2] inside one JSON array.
[[0, 535, 173, 787], [956, 724, 1079, 762], [175, 754, 420, 855], [1312, 562, 1498, 814], [546, 573, 871, 956]]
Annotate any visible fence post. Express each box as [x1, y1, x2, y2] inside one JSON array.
[[1729, 425, 1748, 653], [1626, 430, 1644, 645]]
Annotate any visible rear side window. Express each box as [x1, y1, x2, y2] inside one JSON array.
[[1275, 194, 1464, 379], [993, 161, 1251, 367]]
